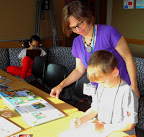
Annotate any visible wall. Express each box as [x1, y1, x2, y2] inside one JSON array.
[[40, 0, 63, 40], [0, 0, 37, 41], [111, 0, 144, 58], [0, 0, 63, 48]]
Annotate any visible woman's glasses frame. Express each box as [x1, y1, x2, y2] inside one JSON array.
[[68, 20, 84, 32]]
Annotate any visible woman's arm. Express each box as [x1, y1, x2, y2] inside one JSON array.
[[50, 58, 86, 98], [115, 36, 140, 99]]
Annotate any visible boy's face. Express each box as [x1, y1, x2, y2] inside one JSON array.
[[91, 69, 118, 88]]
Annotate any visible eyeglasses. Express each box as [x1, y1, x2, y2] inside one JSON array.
[[30, 43, 39, 49], [68, 21, 84, 32]]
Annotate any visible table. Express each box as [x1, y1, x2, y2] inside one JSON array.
[[0, 69, 20, 82], [0, 70, 136, 137]]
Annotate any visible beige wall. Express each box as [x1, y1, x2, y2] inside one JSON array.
[[40, 0, 63, 40], [0, 0, 63, 42], [111, 0, 144, 58], [0, 0, 37, 40]]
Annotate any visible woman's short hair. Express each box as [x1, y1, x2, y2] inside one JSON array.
[[87, 50, 118, 81], [62, 0, 95, 37]]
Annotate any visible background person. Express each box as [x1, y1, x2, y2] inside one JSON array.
[[7, 35, 46, 80]]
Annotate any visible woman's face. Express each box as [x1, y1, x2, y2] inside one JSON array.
[[68, 16, 92, 36]]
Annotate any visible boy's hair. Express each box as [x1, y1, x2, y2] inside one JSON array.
[[87, 50, 118, 81], [29, 35, 41, 44]]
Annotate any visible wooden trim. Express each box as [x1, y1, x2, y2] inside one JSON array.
[[0, 38, 63, 48], [125, 38, 144, 46], [0, 41, 22, 48]]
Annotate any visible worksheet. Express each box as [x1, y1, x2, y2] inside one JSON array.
[[59, 121, 112, 137]]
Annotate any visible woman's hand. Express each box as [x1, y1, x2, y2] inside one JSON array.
[[70, 118, 82, 128], [50, 84, 63, 99], [95, 119, 105, 132]]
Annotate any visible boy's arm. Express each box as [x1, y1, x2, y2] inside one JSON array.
[[73, 108, 98, 128], [80, 108, 98, 125], [104, 122, 136, 132], [73, 91, 99, 128], [102, 87, 138, 133]]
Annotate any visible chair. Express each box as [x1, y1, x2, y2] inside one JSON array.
[[73, 72, 90, 97], [67, 72, 92, 112], [43, 63, 67, 90], [32, 56, 46, 80], [29, 56, 46, 88]]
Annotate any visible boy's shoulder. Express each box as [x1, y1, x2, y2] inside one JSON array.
[[120, 81, 137, 98]]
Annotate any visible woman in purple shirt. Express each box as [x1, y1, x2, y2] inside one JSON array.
[[50, 1, 139, 99]]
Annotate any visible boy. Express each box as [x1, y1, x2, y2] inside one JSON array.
[[72, 50, 138, 135]]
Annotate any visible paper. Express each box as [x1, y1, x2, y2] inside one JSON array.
[[83, 83, 96, 96], [0, 76, 12, 85], [0, 85, 10, 91], [59, 121, 112, 137], [0, 117, 21, 137]]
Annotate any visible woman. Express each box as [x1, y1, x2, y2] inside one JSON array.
[[50, 1, 139, 99], [7, 35, 47, 80]]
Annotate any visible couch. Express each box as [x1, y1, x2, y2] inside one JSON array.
[[0, 47, 144, 135]]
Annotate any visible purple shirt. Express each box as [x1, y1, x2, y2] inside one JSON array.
[[72, 24, 131, 86]]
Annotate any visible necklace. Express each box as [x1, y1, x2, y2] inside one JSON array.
[[82, 26, 95, 53], [82, 25, 96, 67], [97, 77, 121, 124], [82, 37, 93, 53]]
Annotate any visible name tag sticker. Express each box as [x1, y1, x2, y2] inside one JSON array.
[[83, 83, 96, 96]]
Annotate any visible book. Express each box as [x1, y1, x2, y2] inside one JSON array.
[[0, 85, 10, 92], [26, 49, 41, 60], [0, 116, 21, 137], [0, 89, 65, 127], [0, 76, 12, 85]]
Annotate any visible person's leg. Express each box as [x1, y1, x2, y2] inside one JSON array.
[[20, 56, 33, 79], [7, 66, 22, 75]]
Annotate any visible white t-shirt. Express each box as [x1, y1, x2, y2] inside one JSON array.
[[18, 48, 47, 59], [91, 81, 138, 135]]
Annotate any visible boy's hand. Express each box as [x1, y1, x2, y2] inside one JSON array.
[[70, 118, 82, 128], [95, 119, 105, 132]]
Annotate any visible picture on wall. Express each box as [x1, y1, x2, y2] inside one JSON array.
[[123, 0, 134, 9], [136, 0, 144, 9]]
